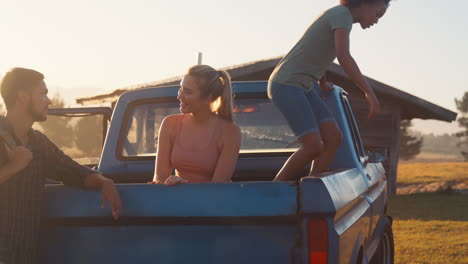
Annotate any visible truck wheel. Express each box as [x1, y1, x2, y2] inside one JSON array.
[[370, 217, 394, 264]]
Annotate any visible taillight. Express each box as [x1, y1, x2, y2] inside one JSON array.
[[308, 219, 328, 264]]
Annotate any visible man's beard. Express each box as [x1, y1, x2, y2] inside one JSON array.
[[28, 103, 47, 122]]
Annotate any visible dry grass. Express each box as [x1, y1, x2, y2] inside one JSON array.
[[392, 219, 468, 264], [397, 162, 468, 186], [390, 164, 468, 264]]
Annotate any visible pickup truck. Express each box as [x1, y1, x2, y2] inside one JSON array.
[[40, 81, 394, 264]]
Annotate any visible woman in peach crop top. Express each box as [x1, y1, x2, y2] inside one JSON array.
[[152, 65, 241, 185]]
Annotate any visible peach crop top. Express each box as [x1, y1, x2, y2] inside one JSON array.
[[170, 114, 222, 183]]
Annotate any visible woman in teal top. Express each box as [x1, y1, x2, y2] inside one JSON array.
[[269, 0, 391, 181]]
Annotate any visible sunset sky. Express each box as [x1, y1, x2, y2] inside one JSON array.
[[1, 0, 467, 134]]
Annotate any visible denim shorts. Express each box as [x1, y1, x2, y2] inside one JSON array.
[[268, 81, 336, 138]]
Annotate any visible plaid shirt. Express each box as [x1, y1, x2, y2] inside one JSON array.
[[0, 116, 95, 264]]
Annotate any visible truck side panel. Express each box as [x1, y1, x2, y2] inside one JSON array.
[[41, 225, 296, 264], [40, 182, 299, 264]]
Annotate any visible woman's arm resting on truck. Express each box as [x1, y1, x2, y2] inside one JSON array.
[[153, 115, 176, 183], [334, 28, 380, 119], [211, 123, 241, 183]]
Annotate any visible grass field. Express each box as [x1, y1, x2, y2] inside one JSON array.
[[389, 162, 468, 264], [397, 162, 468, 186]]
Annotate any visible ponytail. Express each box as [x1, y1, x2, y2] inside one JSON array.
[[216, 70, 233, 121], [185, 65, 234, 122]]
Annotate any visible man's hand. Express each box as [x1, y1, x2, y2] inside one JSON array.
[[164, 175, 188, 186], [4, 143, 32, 174], [84, 173, 122, 219], [99, 178, 122, 220], [366, 93, 380, 120]]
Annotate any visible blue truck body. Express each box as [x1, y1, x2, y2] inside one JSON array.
[[40, 81, 393, 264]]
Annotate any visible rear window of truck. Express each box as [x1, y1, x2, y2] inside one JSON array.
[[121, 98, 299, 157]]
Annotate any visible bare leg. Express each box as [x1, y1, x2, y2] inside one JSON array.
[[310, 122, 343, 175], [274, 132, 324, 181]]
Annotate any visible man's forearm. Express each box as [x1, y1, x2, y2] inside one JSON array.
[[84, 172, 113, 189]]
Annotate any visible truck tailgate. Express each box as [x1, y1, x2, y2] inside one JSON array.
[[40, 182, 298, 264]]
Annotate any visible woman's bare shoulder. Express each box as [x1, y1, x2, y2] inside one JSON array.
[[162, 114, 183, 126], [217, 118, 241, 138]]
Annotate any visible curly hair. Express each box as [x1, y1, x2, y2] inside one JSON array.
[[340, 0, 391, 8]]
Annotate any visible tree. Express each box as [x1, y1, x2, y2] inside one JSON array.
[[455, 91, 468, 161], [36, 93, 75, 148], [74, 115, 103, 158], [399, 120, 423, 160]]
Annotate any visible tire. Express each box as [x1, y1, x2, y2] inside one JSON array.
[[370, 216, 394, 264]]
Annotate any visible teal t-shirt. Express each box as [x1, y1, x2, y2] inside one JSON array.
[[270, 5, 353, 89]]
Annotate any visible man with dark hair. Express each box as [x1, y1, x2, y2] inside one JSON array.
[[0, 67, 122, 264]]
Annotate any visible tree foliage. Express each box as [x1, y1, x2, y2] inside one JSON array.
[[36, 93, 75, 148], [455, 91, 468, 161], [73, 115, 103, 158], [399, 120, 423, 160]]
